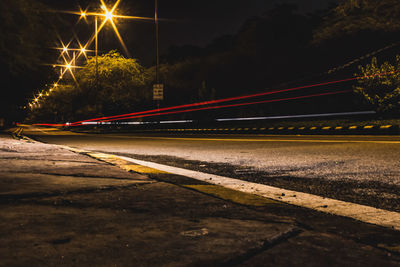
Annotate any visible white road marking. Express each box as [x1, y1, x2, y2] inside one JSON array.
[[114, 154, 400, 231]]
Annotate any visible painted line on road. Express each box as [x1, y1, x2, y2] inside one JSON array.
[[85, 152, 167, 175], [109, 154, 400, 231], [120, 164, 169, 174]]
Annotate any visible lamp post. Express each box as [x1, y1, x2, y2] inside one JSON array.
[[155, 0, 160, 84], [153, 0, 163, 111], [95, 15, 99, 90]]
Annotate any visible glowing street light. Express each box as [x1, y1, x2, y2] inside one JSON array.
[[105, 10, 114, 21], [33, 0, 156, 113], [75, 1, 153, 57]]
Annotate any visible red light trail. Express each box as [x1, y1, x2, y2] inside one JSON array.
[[33, 90, 351, 127], [33, 69, 398, 127], [87, 90, 352, 123], [70, 76, 358, 126]]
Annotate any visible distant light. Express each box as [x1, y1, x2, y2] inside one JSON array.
[[53, 83, 58, 87], [63, 47, 68, 52], [66, 63, 71, 69], [81, 12, 86, 17], [105, 10, 114, 21], [39, 93, 43, 97], [80, 48, 86, 53]]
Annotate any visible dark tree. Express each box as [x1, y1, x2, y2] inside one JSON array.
[[0, 0, 56, 122], [314, 0, 400, 42]]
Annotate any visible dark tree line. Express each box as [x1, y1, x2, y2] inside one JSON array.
[[0, 0, 68, 122], [4, 0, 400, 123], [154, 0, 400, 117]]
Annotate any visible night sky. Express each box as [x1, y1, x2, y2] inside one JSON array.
[[43, 0, 335, 65]]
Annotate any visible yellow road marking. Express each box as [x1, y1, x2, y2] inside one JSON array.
[[121, 164, 168, 174], [381, 125, 393, 129]]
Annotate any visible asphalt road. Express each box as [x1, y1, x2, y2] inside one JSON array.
[[22, 125, 400, 212]]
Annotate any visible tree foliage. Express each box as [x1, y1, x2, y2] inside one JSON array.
[[314, 0, 400, 42], [0, 0, 65, 121], [354, 56, 400, 114], [29, 51, 151, 122], [0, 0, 52, 74]]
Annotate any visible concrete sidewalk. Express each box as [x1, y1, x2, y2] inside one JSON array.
[[1, 132, 400, 266]]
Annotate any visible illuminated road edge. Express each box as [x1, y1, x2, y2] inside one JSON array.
[[82, 151, 400, 231]]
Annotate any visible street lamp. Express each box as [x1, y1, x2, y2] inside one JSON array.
[[152, 0, 163, 111], [34, 1, 156, 114], [155, 0, 160, 84]]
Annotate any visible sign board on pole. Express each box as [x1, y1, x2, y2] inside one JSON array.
[[153, 84, 164, 100]]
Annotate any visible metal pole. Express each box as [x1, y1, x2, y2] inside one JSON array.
[[95, 16, 99, 90], [73, 51, 76, 67], [155, 0, 160, 111], [155, 0, 159, 84]]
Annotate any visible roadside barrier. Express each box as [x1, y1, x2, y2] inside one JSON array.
[[147, 125, 399, 135]]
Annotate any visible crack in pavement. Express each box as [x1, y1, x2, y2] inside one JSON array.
[[0, 183, 152, 203], [220, 227, 303, 266]]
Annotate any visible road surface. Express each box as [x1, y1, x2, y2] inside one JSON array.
[[22, 125, 400, 212]]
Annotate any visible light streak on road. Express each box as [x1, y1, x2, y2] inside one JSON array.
[[32, 90, 350, 126], [96, 90, 352, 123]]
